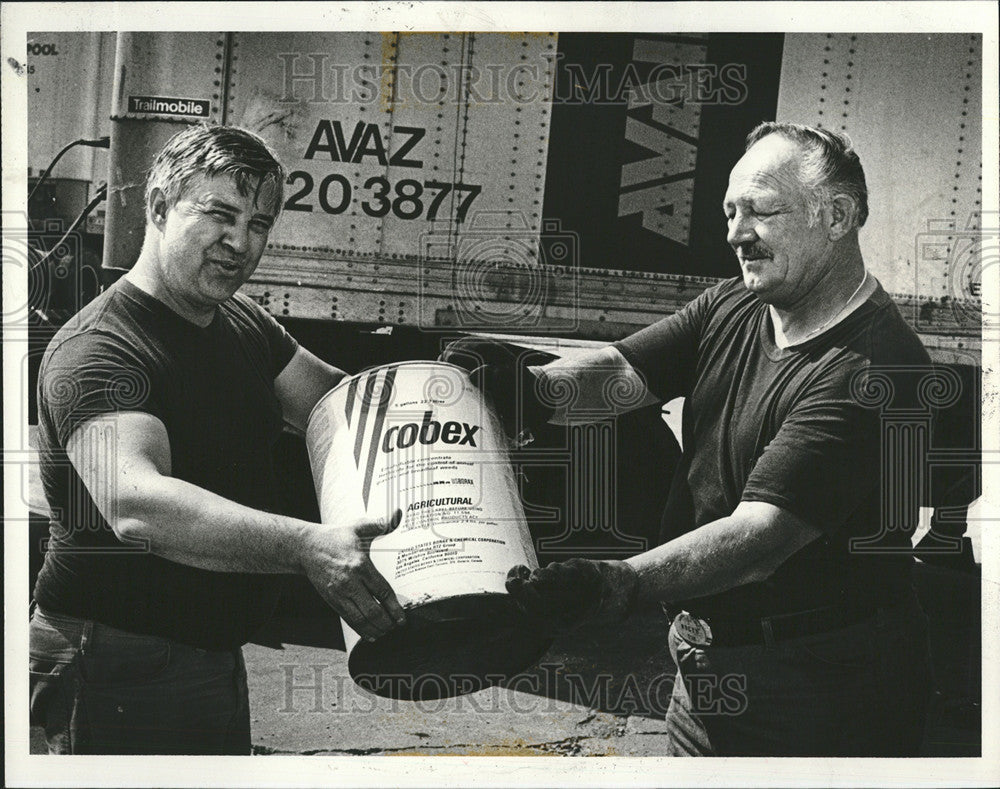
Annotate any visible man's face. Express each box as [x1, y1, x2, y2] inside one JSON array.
[[153, 172, 279, 309], [723, 135, 833, 306]]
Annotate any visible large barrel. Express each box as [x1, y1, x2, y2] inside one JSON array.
[[304, 361, 548, 699]]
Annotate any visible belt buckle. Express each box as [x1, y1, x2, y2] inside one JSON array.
[[675, 611, 713, 647]]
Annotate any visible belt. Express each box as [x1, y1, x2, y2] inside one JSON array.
[[668, 601, 882, 648]]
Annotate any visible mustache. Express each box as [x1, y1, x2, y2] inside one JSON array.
[[737, 243, 771, 259], [208, 254, 246, 266]]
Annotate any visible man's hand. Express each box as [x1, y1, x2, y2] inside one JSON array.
[[505, 558, 639, 636], [440, 337, 555, 439], [297, 510, 406, 641]]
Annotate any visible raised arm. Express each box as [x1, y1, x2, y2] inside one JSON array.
[[441, 338, 660, 439], [442, 283, 711, 431], [529, 344, 659, 424], [66, 410, 404, 640], [274, 345, 348, 432]]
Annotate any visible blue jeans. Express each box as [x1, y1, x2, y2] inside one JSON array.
[[663, 593, 933, 756], [29, 607, 251, 754]]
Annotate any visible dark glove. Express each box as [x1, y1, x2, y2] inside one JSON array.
[[505, 558, 639, 636], [440, 337, 556, 440]]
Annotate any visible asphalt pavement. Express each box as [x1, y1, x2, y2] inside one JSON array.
[[246, 604, 678, 757]]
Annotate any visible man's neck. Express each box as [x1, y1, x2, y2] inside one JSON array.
[[769, 244, 873, 348], [127, 250, 216, 328]]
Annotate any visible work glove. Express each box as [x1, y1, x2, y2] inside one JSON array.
[[440, 337, 556, 442], [505, 558, 639, 637]]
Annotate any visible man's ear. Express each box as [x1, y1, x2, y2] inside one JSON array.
[[827, 194, 856, 241], [148, 188, 169, 229]]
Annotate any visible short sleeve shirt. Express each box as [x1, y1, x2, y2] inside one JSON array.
[[615, 277, 932, 618], [34, 277, 298, 649]]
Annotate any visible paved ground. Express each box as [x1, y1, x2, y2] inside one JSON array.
[[246, 607, 678, 757]]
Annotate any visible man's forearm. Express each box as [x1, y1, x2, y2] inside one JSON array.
[[113, 474, 312, 574], [624, 502, 821, 605], [530, 345, 657, 424]]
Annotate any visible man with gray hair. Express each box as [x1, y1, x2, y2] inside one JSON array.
[[30, 124, 405, 754], [451, 122, 934, 755]]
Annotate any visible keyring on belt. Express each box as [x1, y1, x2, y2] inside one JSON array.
[[674, 611, 713, 647]]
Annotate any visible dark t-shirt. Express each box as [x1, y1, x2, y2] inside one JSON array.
[[615, 276, 932, 619], [34, 277, 298, 650]]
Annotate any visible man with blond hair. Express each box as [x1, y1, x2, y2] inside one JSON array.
[[31, 124, 404, 754]]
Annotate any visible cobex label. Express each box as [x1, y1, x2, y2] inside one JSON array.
[[382, 411, 480, 453], [128, 95, 210, 117]]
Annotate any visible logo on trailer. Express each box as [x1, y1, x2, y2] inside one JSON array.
[[128, 95, 210, 118]]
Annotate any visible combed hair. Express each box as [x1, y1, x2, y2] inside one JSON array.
[[145, 124, 285, 216], [745, 122, 869, 228]]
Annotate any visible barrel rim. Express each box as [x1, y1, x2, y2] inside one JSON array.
[[305, 359, 471, 431]]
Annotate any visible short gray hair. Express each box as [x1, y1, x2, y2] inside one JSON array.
[[146, 124, 285, 216], [745, 122, 869, 228]]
